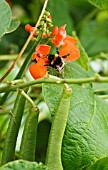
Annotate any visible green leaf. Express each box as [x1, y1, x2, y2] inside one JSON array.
[[86, 157, 108, 170], [62, 91, 108, 170], [0, 160, 49, 170], [88, 0, 108, 10], [42, 83, 63, 116], [6, 18, 20, 34], [43, 62, 108, 170], [72, 32, 89, 71], [79, 18, 108, 57], [0, 0, 12, 39], [43, 62, 88, 116]]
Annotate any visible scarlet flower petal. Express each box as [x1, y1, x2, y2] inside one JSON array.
[[52, 26, 58, 36], [65, 35, 78, 43], [58, 24, 66, 39], [59, 36, 80, 61], [51, 25, 67, 47], [32, 44, 51, 60], [51, 38, 64, 47], [29, 58, 48, 79], [25, 24, 36, 36], [36, 44, 51, 56]]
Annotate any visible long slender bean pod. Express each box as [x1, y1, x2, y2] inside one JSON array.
[[45, 84, 72, 170], [1, 90, 27, 165], [20, 107, 39, 161]]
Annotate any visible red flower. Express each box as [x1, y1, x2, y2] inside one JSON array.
[[32, 44, 51, 60], [25, 24, 36, 36], [51, 25, 66, 47], [29, 58, 48, 80], [51, 24, 80, 61], [59, 35, 80, 61]]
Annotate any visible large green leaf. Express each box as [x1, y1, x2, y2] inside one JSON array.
[[0, 0, 12, 39], [0, 160, 49, 170], [6, 18, 20, 34], [0, 1, 20, 40], [86, 157, 108, 170], [88, 0, 108, 10], [43, 62, 88, 116], [62, 93, 108, 170], [79, 16, 108, 57], [43, 62, 108, 170]]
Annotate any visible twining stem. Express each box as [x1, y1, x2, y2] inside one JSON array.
[[1, 74, 108, 93], [0, 0, 48, 83]]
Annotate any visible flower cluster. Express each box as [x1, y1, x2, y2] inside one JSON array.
[[25, 11, 52, 40], [25, 12, 80, 80]]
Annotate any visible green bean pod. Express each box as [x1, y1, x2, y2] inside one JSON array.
[[45, 84, 72, 170], [19, 107, 39, 161], [1, 91, 27, 165]]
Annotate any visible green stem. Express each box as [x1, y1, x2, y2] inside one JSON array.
[[1, 74, 108, 93], [45, 84, 72, 170], [97, 94, 108, 99], [6, 79, 24, 85], [19, 89, 36, 108], [94, 88, 108, 93], [0, 55, 17, 61]]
